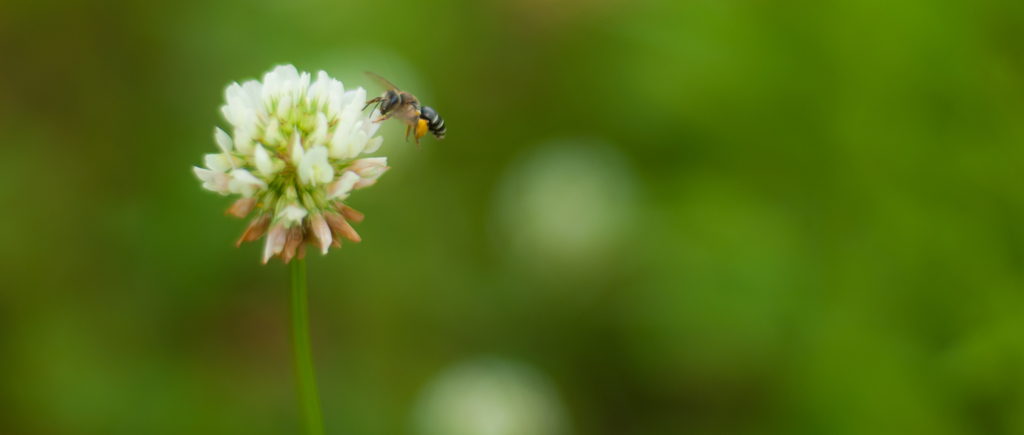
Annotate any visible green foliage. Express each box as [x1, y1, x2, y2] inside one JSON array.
[[1, 0, 1023, 433]]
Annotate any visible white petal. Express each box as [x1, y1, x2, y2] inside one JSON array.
[[255, 144, 278, 176], [316, 161, 334, 184], [204, 153, 233, 172], [277, 94, 292, 119], [362, 135, 383, 154], [310, 71, 330, 110], [326, 171, 361, 200], [220, 105, 233, 125], [291, 134, 306, 166], [277, 204, 308, 225], [226, 82, 246, 106], [298, 146, 332, 186], [242, 80, 266, 119], [327, 80, 345, 116], [340, 87, 366, 109], [229, 169, 267, 198], [225, 83, 246, 108], [346, 130, 369, 159], [193, 167, 231, 194], [362, 109, 383, 137], [307, 112, 327, 145], [276, 65, 300, 89], [298, 72, 310, 98], [224, 83, 253, 127], [230, 169, 267, 188], [262, 70, 279, 106], [214, 127, 234, 154], [329, 117, 357, 158], [234, 127, 255, 155], [264, 119, 282, 145], [342, 91, 366, 124]]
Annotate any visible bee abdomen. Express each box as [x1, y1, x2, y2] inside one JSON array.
[[419, 106, 446, 139]]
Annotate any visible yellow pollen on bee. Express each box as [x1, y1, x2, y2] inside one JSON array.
[[415, 119, 429, 139]]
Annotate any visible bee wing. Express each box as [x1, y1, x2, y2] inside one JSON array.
[[392, 104, 421, 127], [364, 72, 400, 91]]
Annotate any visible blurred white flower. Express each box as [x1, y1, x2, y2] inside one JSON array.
[[413, 358, 570, 435], [193, 64, 390, 263], [492, 141, 638, 278]]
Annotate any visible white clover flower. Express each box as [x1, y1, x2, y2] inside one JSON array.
[[194, 64, 389, 263]]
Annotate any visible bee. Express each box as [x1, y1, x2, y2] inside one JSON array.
[[363, 72, 445, 147]]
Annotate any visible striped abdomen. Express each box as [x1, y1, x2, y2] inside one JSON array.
[[419, 106, 446, 140]]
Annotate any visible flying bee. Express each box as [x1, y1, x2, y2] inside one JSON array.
[[363, 72, 445, 147]]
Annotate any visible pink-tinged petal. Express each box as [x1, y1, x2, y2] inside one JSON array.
[[263, 223, 287, 264], [325, 213, 361, 243], [281, 225, 304, 264], [347, 157, 387, 177], [310, 214, 332, 255], [237, 214, 271, 247], [354, 178, 377, 189], [326, 171, 361, 200], [194, 167, 231, 194], [225, 197, 257, 218], [336, 205, 365, 223]]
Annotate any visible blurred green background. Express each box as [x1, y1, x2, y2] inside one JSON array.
[[2, 0, 1024, 433]]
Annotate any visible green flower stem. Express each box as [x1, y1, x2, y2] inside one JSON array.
[[290, 258, 325, 435]]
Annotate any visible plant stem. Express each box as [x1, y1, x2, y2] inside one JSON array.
[[290, 258, 325, 435]]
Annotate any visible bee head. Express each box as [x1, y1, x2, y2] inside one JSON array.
[[379, 90, 400, 114]]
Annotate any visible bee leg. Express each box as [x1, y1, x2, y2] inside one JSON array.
[[373, 112, 395, 123], [405, 125, 411, 142]]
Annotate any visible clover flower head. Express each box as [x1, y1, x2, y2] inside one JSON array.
[[194, 65, 390, 263]]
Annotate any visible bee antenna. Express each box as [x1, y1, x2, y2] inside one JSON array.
[[362, 97, 377, 111]]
